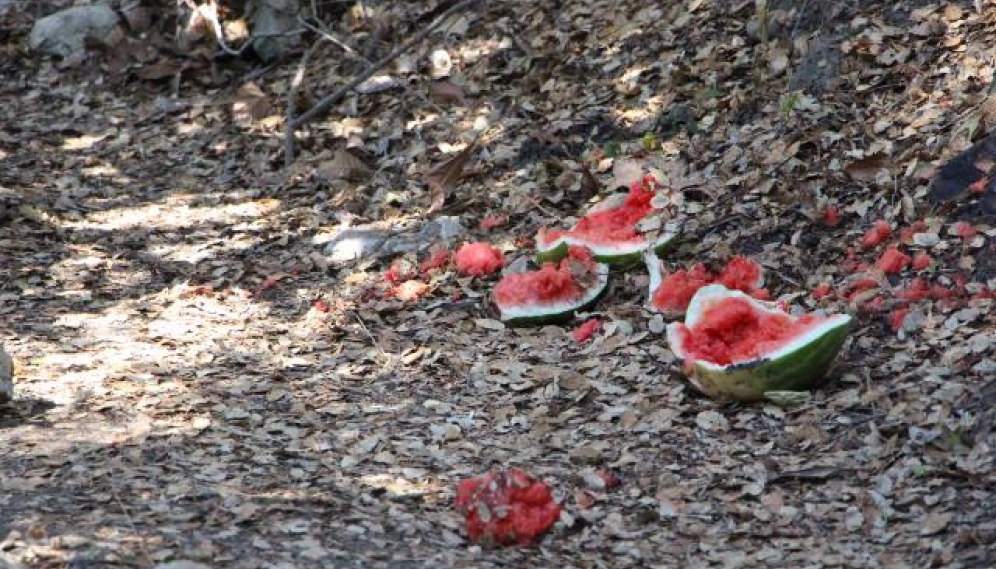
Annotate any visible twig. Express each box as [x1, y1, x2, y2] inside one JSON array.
[[297, 16, 449, 119], [285, 41, 323, 167], [350, 311, 397, 378], [288, 0, 483, 130], [788, 0, 813, 40]]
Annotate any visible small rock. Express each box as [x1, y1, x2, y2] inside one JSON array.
[[29, 5, 122, 58], [420, 216, 466, 245], [430, 49, 452, 79], [250, 0, 299, 62], [324, 227, 389, 263]]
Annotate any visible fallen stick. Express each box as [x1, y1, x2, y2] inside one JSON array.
[[287, 0, 482, 131], [285, 40, 323, 167]]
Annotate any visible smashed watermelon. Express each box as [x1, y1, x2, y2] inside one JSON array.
[[646, 253, 766, 316], [666, 284, 852, 401], [455, 468, 561, 547], [455, 242, 505, 276], [536, 176, 680, 267], [876, 248, 911, 274], [491, 246, 609, 326]]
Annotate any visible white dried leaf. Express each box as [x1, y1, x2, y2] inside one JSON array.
[[919, 511, 951, 535], [474, 318, 505, 331]]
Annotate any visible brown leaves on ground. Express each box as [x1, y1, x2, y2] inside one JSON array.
[[0, 0, 994, 568]]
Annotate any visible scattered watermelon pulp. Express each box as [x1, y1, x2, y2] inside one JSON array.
[[823, 206, 841, 227], [812, 283, 833, 301], [876, 247, 911, 274], [860, 220, 892, 249], [666, 285, 852, 401], [911, 253, 932, 271], [535, 177, 680, 267], [420, 249, 452, 276], [455, 469, 561, 547], [454, 242, 505, 277], [491, 246, 609, 326], [646, 252, 766, 316], [572, 318, 601, 342]]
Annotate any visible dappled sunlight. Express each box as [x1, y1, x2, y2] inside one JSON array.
[[612, 91, 675, 127], [176, 121, 206, 136], [4, 0, 996, 566], [81, 162, 125, 180], [360, 472, 448, 498], [59, 193, 282, 232], [455, 36, 512, 63], [144, 233, 259, 265], [61, 133, 109, 151]]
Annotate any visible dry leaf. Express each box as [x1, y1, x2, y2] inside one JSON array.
[[845, 153, 889, 182], [429, 81, 467, 106], [695, 410, 729, 432], [317, 148, 372, 181], [232, 81, 271, 125], [919, 511, 951, 535], [136, 60, 183, 81], [425, 143, 476, 212]]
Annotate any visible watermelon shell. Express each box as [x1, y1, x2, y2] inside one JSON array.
[[535, 187, 681, 268], [665, 284, 852, 401], [491, 247, 610, 326]]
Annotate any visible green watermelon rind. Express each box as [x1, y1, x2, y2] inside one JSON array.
[[536, 231, 680, 268], [494, 263, 611, 326], [665, 284, 852, 402]]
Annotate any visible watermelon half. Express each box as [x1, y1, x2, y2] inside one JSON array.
[[492, 246, 610, 326], [536, 180, 680, 267], [665, 284, 852, 401]]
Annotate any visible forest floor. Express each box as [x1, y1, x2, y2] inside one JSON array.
[[2, 0, 995, 568]]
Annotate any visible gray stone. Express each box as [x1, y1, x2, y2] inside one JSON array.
[[250, 0, 299, 62], [323, 217, 466, 264], [427, 216, 466, 245], [28, 4, 122, 58], [324, 227, 389, 263]]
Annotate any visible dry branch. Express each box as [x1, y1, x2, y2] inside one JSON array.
[[285, 0, 482, 154]]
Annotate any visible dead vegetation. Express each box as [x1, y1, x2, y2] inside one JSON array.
[[1, 0, 995, 567]]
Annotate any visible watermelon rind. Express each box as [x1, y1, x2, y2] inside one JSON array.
[[665, 284, 852, 402], [536, 225, 680, 268], [644, 250, 677, 316], [493, 263, 610, 326]]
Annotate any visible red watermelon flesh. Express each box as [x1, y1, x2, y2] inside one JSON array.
[[876, 248, 911, 274], [650, 256, 765, 315], [717, 256, 764, 291], [541, 180, 656, 246], [673, 296, 826, 366], [455, 469, 561, 546], [651, 263, 714, 314], [454, 242, 505, 277], [492, 246, 596, 307]]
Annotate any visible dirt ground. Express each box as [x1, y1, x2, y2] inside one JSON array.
[[2, 0, 995, 568]]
